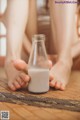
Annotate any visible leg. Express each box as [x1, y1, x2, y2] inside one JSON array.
[[22, 0, 37, 60], [48, 40, 80, 64], [3, 1, 37, 62], [4, 0, 30, 91], [25, 0, 37, 41], [49, 0, 77, 90], [4, 0, 29, 60]]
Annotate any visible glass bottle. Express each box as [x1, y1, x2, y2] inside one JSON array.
[[28, 34, 49, 93]]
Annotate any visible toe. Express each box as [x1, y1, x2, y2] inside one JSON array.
[[20, 73, 30, 83], [16, 76, 24, 86], [13, 81, 21, 89], [49, 73, 54, 81], [49, 71, 56, 87], [60, 84, 65, 91], [49, 80, 56, 87], [8, 82, 16, 91], [55, 82, 61, 89]]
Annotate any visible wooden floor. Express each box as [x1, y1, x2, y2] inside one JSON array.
[[0, 68, 80, 120]]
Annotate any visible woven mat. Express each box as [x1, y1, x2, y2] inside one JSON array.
[[0, 92, 80, 112]]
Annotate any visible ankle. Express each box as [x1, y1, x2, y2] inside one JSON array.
[[58, 56, 73, 70], [5, 57, 20, 67]]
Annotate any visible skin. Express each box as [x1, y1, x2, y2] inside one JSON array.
[[49, 0, 77, 90], [3, 0, 37, 91], [13, 40, 80, 91], [2, 0, 80, 91]]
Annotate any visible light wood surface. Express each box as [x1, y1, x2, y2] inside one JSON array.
[[0, 68, 80, 120]]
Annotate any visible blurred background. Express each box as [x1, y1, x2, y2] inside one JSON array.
[[0, 0, 7, 57], [0, 0, 80, 66]]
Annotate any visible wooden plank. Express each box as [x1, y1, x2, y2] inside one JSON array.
[[0, 102, 24, 120], [43, 108, 80, 120], [4, 103, 43, 120], [0, 102, 80, 120]]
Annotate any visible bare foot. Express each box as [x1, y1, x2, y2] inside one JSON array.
[[49, 59, 72, 91], [5, 60, 30, 91], [5, 59, 52, 91]]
